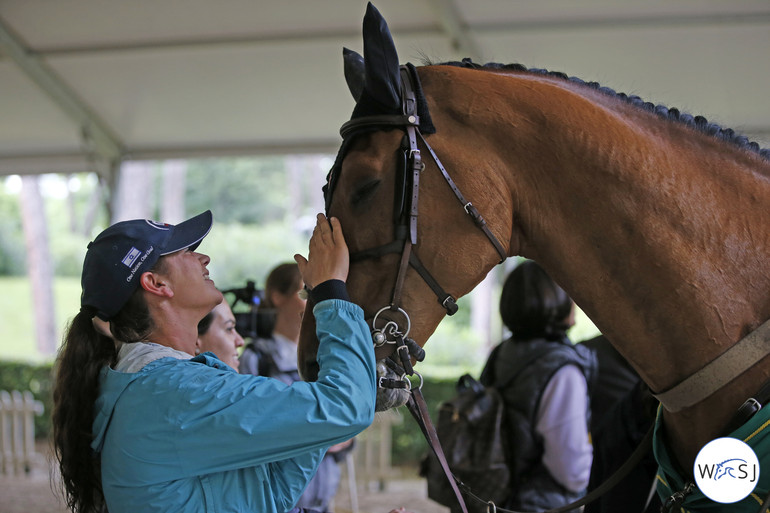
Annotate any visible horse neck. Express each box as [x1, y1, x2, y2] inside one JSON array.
[[421, 65, 770, 470], [431, 67, 770, 393]]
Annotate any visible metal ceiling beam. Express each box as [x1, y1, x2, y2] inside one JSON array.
[[17, 10, 770, 58], [426, 0, 482, 61], [0, 137, 344, 177], [0, 16, 124, 166]]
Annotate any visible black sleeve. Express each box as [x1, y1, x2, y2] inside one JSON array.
[[308, 279, 350, 303]]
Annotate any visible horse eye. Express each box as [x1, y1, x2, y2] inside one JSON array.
[[351, 179, 381, 207]]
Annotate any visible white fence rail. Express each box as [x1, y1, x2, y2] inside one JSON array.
[[0, 390, 44, 475]]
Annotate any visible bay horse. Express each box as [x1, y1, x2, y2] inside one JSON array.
[[298, 3, 770, 510]]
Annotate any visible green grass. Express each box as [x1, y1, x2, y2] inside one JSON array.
[[0, 276, 81, 363]]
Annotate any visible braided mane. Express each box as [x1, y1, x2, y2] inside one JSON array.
[[437, 58, 770, 161]]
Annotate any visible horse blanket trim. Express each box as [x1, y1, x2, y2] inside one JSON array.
[[653, 405, 770, 511]]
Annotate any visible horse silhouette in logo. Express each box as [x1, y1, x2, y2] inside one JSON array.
[[715, 459, 747, 480]]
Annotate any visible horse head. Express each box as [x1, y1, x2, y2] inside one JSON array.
[[297, 3, 511, 410]]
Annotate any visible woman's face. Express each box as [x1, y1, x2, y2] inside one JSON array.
[[196, 301, 244, 370], [272, 283, 307, 322]]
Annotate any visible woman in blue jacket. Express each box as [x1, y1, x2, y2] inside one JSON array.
[[52, 211, 376, 513]]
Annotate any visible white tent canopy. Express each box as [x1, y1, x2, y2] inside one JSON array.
[[2, 0, 769, 180]]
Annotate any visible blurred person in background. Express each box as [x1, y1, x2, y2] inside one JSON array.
[[480, 260, 597, 512], [196, 298, 245, 370]]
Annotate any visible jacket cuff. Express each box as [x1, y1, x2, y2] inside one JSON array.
[[310, 279, 350, 303]]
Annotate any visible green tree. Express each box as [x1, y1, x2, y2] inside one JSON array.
[[185, 158, 289, 224], [0, 184, 25, 275]]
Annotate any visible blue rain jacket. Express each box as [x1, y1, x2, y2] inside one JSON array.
[[91, 299, 376, 513]]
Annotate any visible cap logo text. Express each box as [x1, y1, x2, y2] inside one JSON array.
[[126, 246, 155, 282]]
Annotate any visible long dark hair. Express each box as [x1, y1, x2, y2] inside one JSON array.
[[52, 264, 161, 512], [197, 310, 215, 336], [262, 262, 302, 309], [499, 260, 573, 340]]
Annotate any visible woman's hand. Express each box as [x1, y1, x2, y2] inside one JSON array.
[[294, 214, 349, 289]]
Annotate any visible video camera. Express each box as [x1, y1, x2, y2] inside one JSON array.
[[221, 281, 275, 340]]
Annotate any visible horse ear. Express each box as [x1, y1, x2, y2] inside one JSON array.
[[360, 2, 401, 111], [343, 47, 365, 102]]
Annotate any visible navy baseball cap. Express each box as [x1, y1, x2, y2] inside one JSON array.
[[81, 210, 213, 321]]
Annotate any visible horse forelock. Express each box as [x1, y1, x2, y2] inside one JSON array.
[[432, 58, 770, 162]]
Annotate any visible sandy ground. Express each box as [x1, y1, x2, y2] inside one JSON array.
[[0, 444, 449, 513], [334, 467, 450, 513], [0, 444, 67, 513]]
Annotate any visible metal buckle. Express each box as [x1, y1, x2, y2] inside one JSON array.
[[377, 375, 411, 391], [441, 295, 458, 315], [745, 397, 762, 412], [661, 482, 694, 513]]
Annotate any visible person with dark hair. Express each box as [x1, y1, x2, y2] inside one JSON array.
[[480, 260, 597, 512], [196, 298, 244, 370], [52, 211, 376, 513], [240, 261, 353, 513], [239, 262, 304, 382]]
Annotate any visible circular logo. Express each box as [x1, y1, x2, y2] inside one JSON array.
[[694, 437, 760, 503]]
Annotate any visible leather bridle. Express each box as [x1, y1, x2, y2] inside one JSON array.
[[328, 64, 507, 350]]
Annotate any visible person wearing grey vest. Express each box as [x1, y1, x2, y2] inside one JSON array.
[[481, 260, 597, 513]]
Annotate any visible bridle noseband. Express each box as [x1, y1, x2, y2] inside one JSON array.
[[329, 65, 507, 352]]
